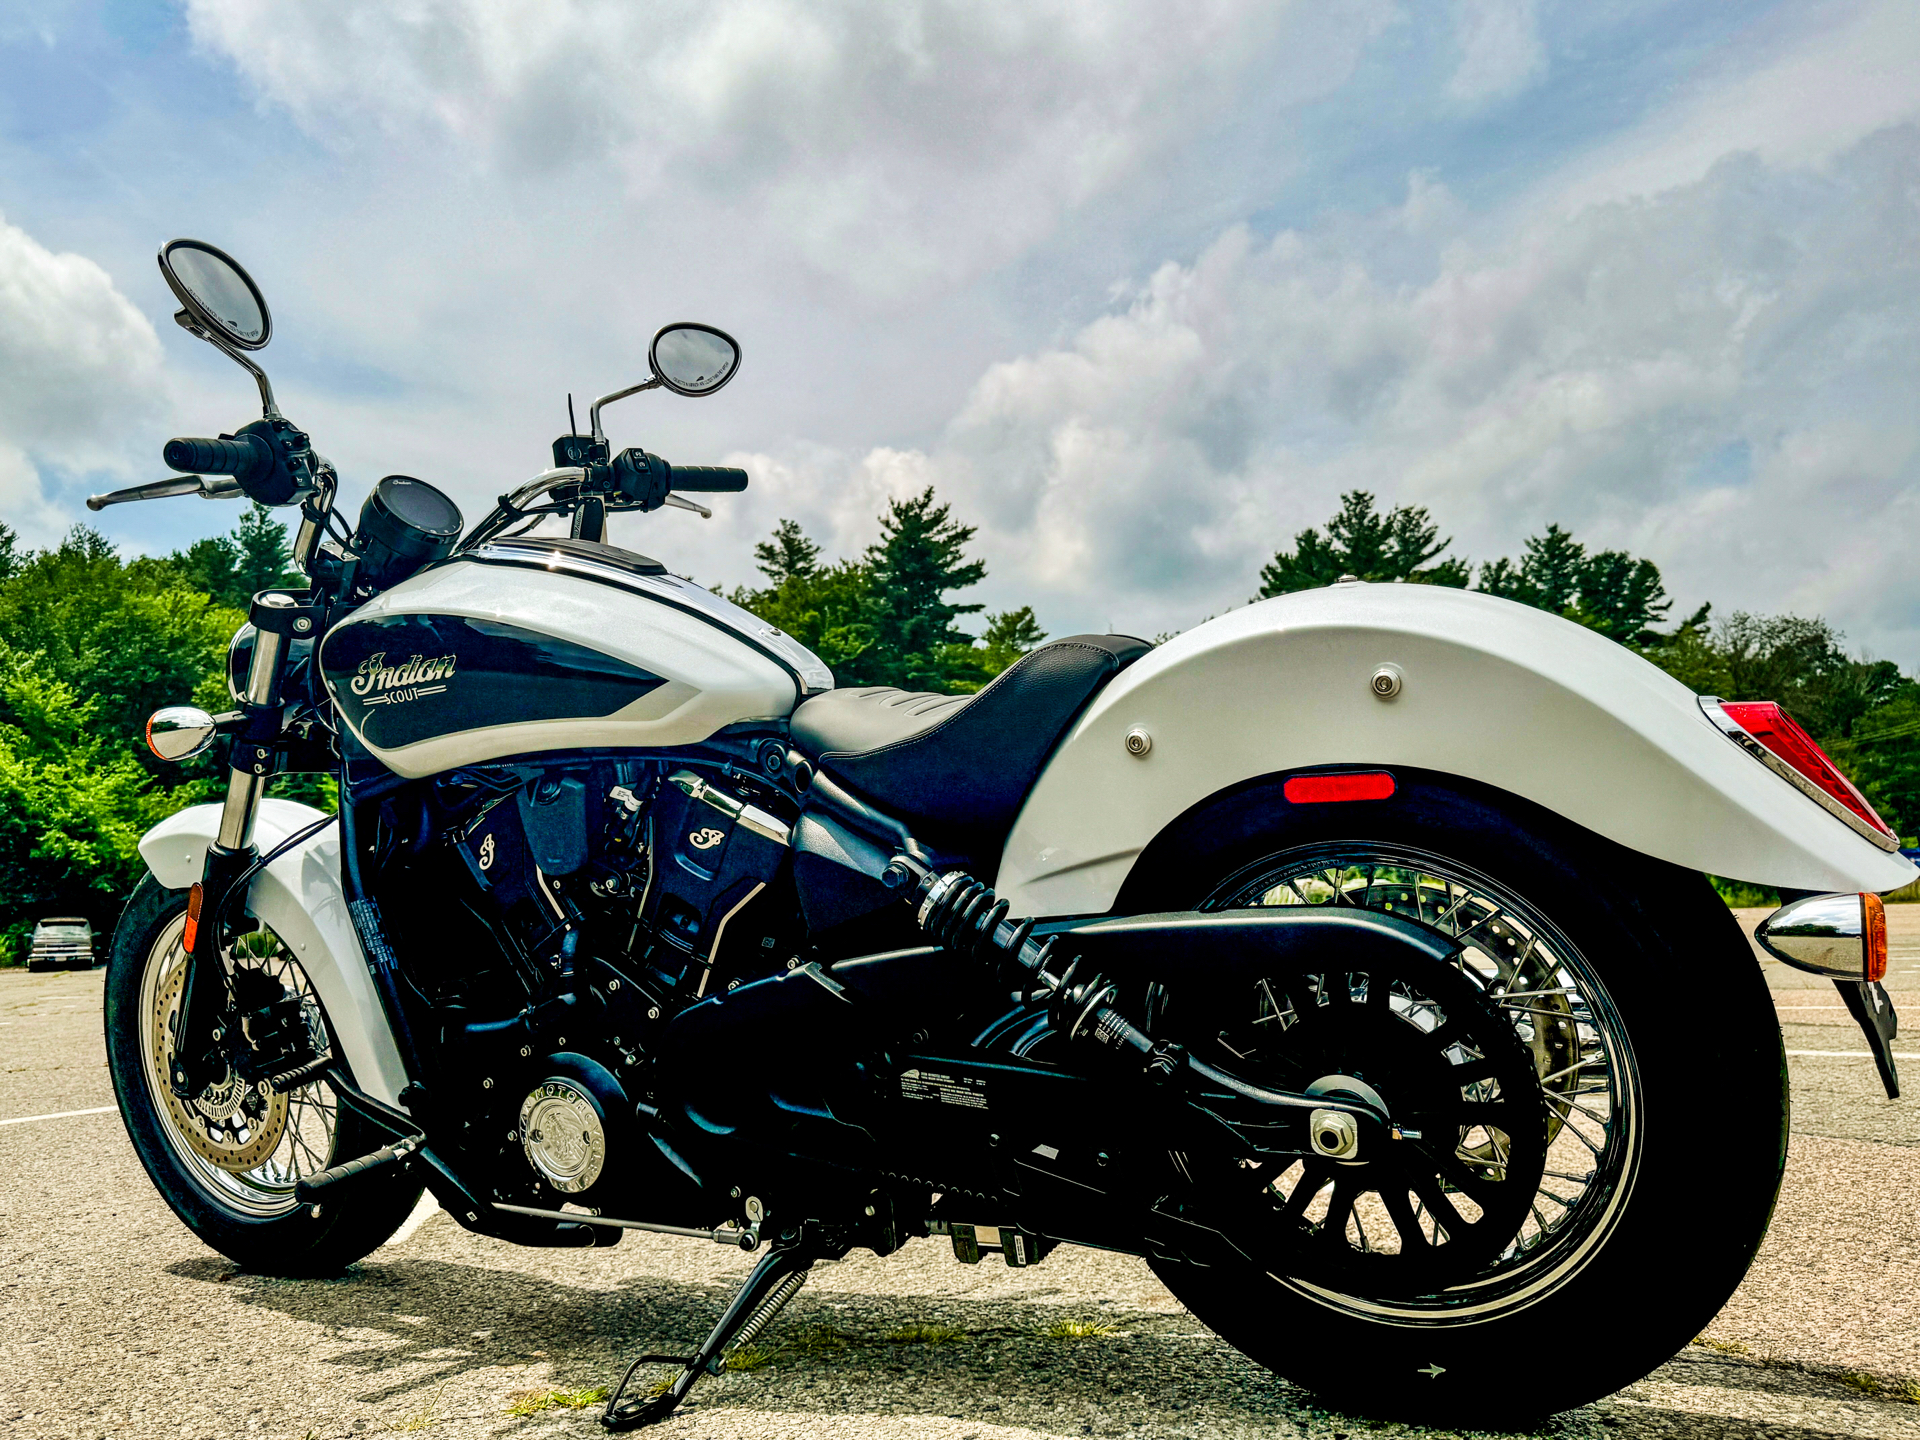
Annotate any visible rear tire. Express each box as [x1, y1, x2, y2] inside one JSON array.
[[105, 872, 423, 1276], [1125, 771, 1787, 1423]]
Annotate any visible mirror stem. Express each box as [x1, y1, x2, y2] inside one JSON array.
[[587, 377, 661, 443], [175, 309, 282, 420]]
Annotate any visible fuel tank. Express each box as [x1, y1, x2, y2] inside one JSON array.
[[318, 537, 832, 777]]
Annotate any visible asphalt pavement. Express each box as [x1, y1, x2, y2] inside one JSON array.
[[1, 909, 1915, 1440]]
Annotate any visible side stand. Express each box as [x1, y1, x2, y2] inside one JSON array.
[[602, 1240, 815, 1431]]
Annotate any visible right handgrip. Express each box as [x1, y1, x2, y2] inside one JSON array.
[[163, 433, 272, 481], [667, 465, 749, 493]]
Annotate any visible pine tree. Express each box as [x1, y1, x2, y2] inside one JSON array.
[[232, 502, 298, 600], [753, 519, 822, 584], [863, 487, 987, 689], [1478, 524, 1677, 645], [1256, 491, 1470, 596], [0, 523, 20, 583]]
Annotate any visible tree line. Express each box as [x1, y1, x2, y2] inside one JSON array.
[[0, 486, 1912, 959]]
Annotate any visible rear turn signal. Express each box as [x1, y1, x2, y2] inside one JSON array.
[[1284, 770, 1396, 804], [1705, 699, 1898, 847], [1755, 891, 1888, 982], [182, 882, 204, 954]]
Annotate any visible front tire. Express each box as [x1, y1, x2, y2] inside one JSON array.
[[1126, 771, 1787, 1423], [105, 872, 422, 1275]]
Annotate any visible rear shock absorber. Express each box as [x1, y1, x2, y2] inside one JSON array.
[[885, 857, 1399, 1155], [887, 858, 1174, 1073]]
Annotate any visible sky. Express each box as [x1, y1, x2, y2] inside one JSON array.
[[0, 0, 1915, 665]]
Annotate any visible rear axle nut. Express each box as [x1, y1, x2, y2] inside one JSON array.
[[1308, 1108, 1360, 1160]]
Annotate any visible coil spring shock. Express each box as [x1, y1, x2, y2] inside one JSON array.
[[909, 868, 1124, 1045]]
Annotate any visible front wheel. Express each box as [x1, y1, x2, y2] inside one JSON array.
[[1127, 773, 1787, 1423], [105, 872, 422, 1275]]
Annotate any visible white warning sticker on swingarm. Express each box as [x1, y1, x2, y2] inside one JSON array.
[[898, 1067, 988, 1109]]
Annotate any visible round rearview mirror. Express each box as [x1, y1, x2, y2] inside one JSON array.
[[649, 323, 740, 397], [159, 239, 271, 351], [145, 705, 220, 762]]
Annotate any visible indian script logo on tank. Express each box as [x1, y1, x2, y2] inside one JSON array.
[[351, 651, 458, 707]]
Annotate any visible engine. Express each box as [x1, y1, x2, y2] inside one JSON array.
[[366, 750, 804, 1222]]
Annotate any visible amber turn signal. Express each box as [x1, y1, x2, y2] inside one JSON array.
[[1864, 891, 1887, 984], [182, 882, 204, 954]]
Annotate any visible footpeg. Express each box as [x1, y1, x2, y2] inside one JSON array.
[[930, 1220, 1054, 1267], [293, 1135, 421, 1202]]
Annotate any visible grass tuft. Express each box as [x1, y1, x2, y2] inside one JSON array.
[[504, 1384, 610, 1417], [1691, 1335, 1751, 1357], [1046, 1318, 1116, 1340], [724, 1344, 777, 1372]]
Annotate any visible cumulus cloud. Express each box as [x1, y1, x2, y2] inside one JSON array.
[[0, 215, 165, 542], [181, 0, 1386, 296], [783, 124, 1917, 656]]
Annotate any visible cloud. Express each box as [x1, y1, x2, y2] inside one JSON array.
[[0, 213, 164, 541], [1446, 0, 1546, 104], [180, 0, 1385, 296], [788, 121, 1916, 658]]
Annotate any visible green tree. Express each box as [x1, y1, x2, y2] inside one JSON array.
[[1256, 491, 1471, 596], [167, 502, 299, 608], [0, 528, 242, 782], [1477, 523, 1687, 646], [0, 643, 185, 942], [732, 560, 881, 680], [977, 607, 1046, 678], [733, 497, 1022, 694], [0, 522, 21, 583], [753, 518, 822, 585], [863, 487, 988, 690]]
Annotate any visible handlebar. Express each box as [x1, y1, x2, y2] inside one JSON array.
[[665, 465, 748, 493], [163, 434, 274, 483]]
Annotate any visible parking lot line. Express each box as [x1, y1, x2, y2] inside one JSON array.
[[0, 1105, 116, 1127], [1785, 1049, 1920, 1059]]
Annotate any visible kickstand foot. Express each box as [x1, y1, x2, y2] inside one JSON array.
[[603, 1242, 814, 1430]]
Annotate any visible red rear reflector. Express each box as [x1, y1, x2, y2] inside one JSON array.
[[1284, 771, 1396, 804], [1864, 892, 1887, 984], [1719, 701, 1895, 839], [183, 883, 204, 953]]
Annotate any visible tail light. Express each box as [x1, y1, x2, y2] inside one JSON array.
[[1702, 698, 1899, 850]]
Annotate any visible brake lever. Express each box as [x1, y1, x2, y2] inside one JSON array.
[[86, 475, 243, 511], [663, 493, 712, 519]]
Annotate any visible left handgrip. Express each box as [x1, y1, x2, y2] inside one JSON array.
[[164, 433, 273, 481]]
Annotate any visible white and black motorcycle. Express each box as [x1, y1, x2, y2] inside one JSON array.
[[99, 239, 1913, 1428]]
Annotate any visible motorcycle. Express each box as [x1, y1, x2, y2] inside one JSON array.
[[96, 238, 1915, 1429]]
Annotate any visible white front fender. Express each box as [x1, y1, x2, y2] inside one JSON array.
[[139, 799, 411, 1107], [998, 584, 1917, 916]]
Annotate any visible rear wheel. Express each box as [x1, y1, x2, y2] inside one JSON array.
[[105, 872, 422, 1275], [1129, 773, 1787, 1423]]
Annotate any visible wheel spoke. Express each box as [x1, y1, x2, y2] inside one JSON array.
[[1381, 1186, 1432, 1250], [1277, 1160, 1333, 1225]]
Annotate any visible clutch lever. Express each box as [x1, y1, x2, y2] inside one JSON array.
[[86, 474, 244, 511], [663, 493, 712, 519]]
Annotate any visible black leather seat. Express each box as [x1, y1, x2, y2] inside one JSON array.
[[790, 634, 1152, 843]]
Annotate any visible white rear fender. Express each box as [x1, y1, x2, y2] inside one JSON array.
[[139, 799, 410, 1107], [998, 584, 1917, 916]]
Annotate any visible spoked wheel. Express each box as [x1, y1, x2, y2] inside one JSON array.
[[1129, 774, 1786, 1424], [106, 873, 421, 1273], [1187, 845, 1627, 1307]]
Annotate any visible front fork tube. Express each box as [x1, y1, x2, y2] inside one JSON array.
[[171, 599, 297, 1096]]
